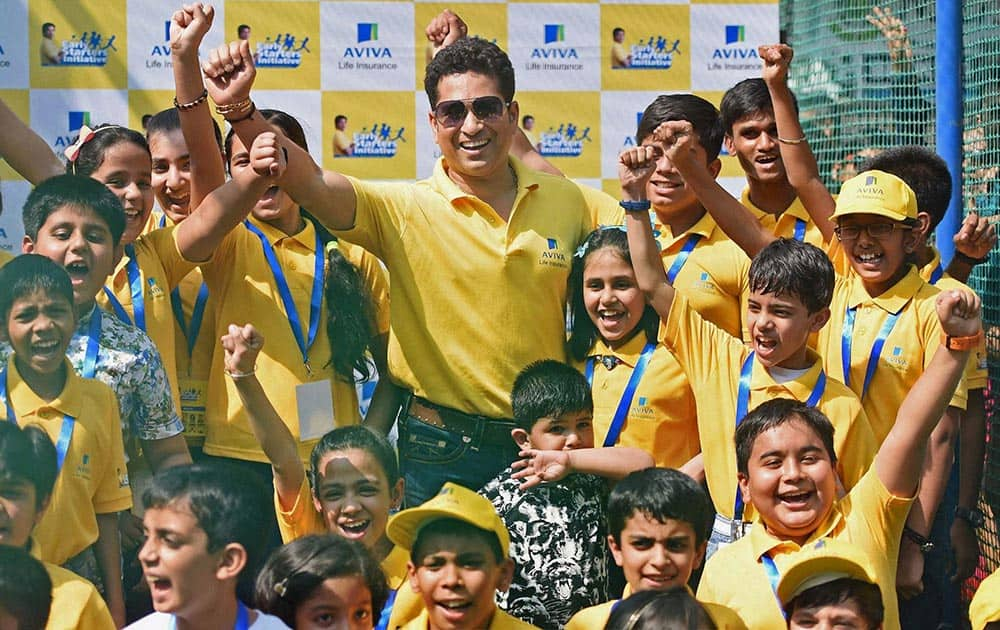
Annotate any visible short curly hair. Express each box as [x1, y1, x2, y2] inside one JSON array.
[[424, 37, 515, 107]]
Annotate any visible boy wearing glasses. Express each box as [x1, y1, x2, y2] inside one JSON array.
[[204, 35, 594, 507]]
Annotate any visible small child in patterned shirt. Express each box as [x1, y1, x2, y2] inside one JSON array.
[[480, 360, 654, 630]]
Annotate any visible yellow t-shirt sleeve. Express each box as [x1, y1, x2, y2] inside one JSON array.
[[339, 177, 411, 260], [92, 385, 133, 514], [275, 476, 325, 543]]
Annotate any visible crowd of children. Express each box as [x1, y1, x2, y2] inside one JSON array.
[[0, 2, 998, 629]]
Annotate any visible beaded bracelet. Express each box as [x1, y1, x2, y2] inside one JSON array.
[[173, 89, 208, 111]]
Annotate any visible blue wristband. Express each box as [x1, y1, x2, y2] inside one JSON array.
[[619, 199, 651, 212]]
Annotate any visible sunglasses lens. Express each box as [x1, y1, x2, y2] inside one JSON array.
[[436, 101, 468, 126], [472, 97, 504, 120]]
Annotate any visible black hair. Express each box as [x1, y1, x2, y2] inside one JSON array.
[[22, 174, 126, 247], [748, 238, 834, 313], [735, 398, 837, 475], [612, 27, 625, 38], [862, 146, 952, 230], [510, 360, 593, 431], [636, 94, 724, 162], [424, 37, 515, 107], [521, 115, 533, 125], [238, 24, 250, 34], [411, 517, 505, 565], [227, 109, 379, 382], [0, 254, 74, 324], [0, 546, 52, 630], [308, 426, 400, 498], [720, 78, 799, 134], [0, 423, 58, 510], [65, 123, 150, 179], [567, 228, 660, 362], [608, 468, 713, 546], [143, 463, 268, 597], [605, 587, 717, 630], [255, 534, 389, 627], [334, 115, 347, 126], [41, 22, 55, 33], [146, 107, 224, 151], [784, 577, 883, 628]]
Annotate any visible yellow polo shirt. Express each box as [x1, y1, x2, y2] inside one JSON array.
[[566, 596, 747, 630], [338, 156, 591, 418], [196, 218, 389, 462], [920, 248, 988, 391], [817, 266, 968, 444], [577, 183, 624, 229], [740, 189, 826, 249], [97, 227, 196, 413], [698, 467, 912, 630], [662, 295, 878, 520], [400, 608, 539, 630], [578, 333, 698, 468], [30, 540, 115, 630], [2, 358, 132, 565], [0, 249, 13, 268]]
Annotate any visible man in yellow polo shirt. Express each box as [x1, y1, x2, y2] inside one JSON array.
[[207, 35, 593, 506]]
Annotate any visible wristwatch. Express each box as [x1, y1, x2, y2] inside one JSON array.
[[903, 526, 935, 553], [942, 329, 984, 351], [955, 506, 985, 529]]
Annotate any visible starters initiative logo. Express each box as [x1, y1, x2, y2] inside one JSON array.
[[540, 122, 592, 157], [351, 121, 406, 158], [256, 31, 311, 68], [617, 32, 681, 70], [60, 30, 118, 66]]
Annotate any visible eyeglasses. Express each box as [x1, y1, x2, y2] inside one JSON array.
[[432, 96, 509, 128], [833, 222, 902, 241]]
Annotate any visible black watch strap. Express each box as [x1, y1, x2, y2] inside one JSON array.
[[903, 526, 935, 553], [955, 506, 985, 528]]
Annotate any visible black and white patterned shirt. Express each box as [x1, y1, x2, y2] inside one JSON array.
[[481, 468, 610, 630]]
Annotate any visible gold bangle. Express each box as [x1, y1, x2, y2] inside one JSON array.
[[215, 97, 252, 116], [778, 135, 808, 145], [173, 89, 208, 111], [224, 102, 257, 124]]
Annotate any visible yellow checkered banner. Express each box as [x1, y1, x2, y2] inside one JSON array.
[[0, 0, 777, 252]]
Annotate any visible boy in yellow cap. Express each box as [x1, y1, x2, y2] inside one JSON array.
[[387, 483, 539, 629], [777, 538, 883, 630], [970, 570, 1000, 630]]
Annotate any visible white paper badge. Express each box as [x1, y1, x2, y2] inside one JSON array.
[[296, 380, 336, 441]]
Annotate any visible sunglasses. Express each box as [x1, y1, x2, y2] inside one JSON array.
[[432, 96, 510, 128]]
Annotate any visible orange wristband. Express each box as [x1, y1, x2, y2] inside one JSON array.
[[942, 329, 984, 351]]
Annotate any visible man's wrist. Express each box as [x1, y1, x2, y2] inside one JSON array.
[[955, 506, 985, 528]]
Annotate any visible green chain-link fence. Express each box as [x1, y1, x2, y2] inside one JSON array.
[[782, 0, 1000, 615]]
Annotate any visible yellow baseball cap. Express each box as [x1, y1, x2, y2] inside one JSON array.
[[832, 170, 919, 223], [776, 538, 879, 606], [386, 483, 510, 558], [970, 570, 1000, 630]]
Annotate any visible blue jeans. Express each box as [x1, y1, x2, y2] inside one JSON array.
[[399, 414, 520, 508]]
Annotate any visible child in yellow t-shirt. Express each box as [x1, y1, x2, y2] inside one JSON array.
[[221, 323, 419, 630], [0, 256, 131, 626], [565, 468, 745, 630]]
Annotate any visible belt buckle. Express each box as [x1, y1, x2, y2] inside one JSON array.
[[731, 519, 745, 540]]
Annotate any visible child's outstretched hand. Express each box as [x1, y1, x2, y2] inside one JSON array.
[[248, 131, 287, 179], [202, 39, 256, 107], [222, 323, 263, 376], [953, 211, 997, 262], [426, 9, 467, 59], [170, 3, 214, 59], [759, 43, 792, 86], [936, 289, 982, 340], [511, 449, 573, 490]]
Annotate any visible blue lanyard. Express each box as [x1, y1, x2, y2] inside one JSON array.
[[243, 220, 324, 369], [169, 601, 248, 630], [158, 214, 167, 229], [77, 308, 103, 380], [793, 218, 806, 242], [761, 554, 787, 619], [585, 342, 657, 447], [0, 367, 75, 472], [841, 306, 900, 400], [733, 353, 826, 519], [375, 589, 398, 630], [102, 244, 145, 331], [171, 282, 209, 359], [929, 262, 944, 285], [665, 234, 702, 283]]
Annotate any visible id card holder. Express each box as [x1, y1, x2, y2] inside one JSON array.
[[297, 380, 336, 441], [178, 377, 208, 441]]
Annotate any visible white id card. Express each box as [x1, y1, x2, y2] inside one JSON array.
[[296, 380, 336, 441]]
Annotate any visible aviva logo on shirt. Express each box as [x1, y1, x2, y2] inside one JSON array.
[[632, 396, 655, 417], [692, 271, 716, 291], [75, 454, 92, 480], [538, 237, 568, 268], [885, 346, 909, 369], [147, 277, 165, 298]]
